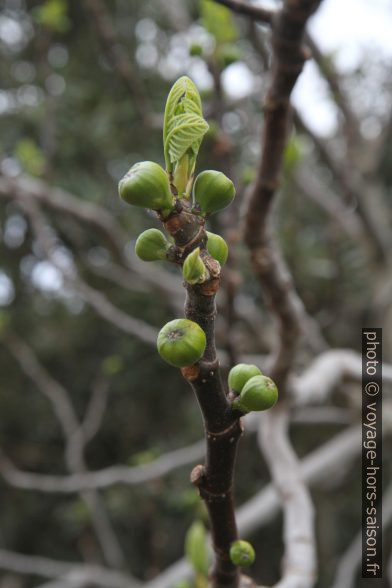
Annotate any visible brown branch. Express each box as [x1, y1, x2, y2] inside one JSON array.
[[214, 0, 275, 25], [0, 440, 205, 493], [244, 0, 322, 391], [144, 424, 365, 588], [162, 201, 242, 588]]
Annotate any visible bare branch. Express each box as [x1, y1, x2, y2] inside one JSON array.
[[293, 349, 392, 406], [244, 0, 322, 391], [0, 440, 205, 492], [82, 0, 151, 126], [0, 173, 128, 264], [305, 33, 359, 142], [144, 425, 364, 588], [2, 332, 126, 570], [0, 550, 139, 588], [258, 407, 316, 588], [81, 376, 110, 443]]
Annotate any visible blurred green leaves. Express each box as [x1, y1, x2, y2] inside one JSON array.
[[33, 0, 71, 33]]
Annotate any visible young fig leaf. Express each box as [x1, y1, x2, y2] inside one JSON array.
[[163, 77, 209, 196]]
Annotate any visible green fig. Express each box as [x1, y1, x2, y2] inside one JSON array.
[[206, 231, 228, 266], [228, 364, 262, 394], [233, 375, 278, 413], [229, 540, 255, 567], [135, 229, 170, 262], [193, 170, 235, 215], [118, 161, 174, 215], [185, 520, 209, 576], [182, 247, 209, 285], [157, 318, 206, 367]]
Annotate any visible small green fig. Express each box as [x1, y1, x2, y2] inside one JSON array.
[[233, 375, 278, 413], [135, 229, 170, 262], [206, 231, 228, 266], [228, 363, 262, 394], [185, 520, 209, 576], [118, 161, 174, 214], [157, 318, 206, 367], [229, 540, 255, 567], [182, 247, 209, 285], [193, 170, 235, 215]]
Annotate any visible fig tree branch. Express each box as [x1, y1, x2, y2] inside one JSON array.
[[244, 0, 322, 391]]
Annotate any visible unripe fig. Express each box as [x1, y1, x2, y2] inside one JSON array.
[[185, 520, 209, 576], [228, 363, 262, 394], [135, 229, 170, 262], [193, 170, 235, 215], [233, 375, 278, 413], [206, 231, 228, 266], [118, 161, 174, 214], [182, 247, 209, 285], [229, 540, 255, 567], [157, 318, 206, 367]]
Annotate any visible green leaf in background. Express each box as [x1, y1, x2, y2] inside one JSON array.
[[200, 0, 238, 45], [15, 139, 45, 176], [33, 0, 71, 33], [163, 77, 208, 196], [185, 520, 209, 577]]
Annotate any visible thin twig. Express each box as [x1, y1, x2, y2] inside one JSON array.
[[144, 425, 365, 588]]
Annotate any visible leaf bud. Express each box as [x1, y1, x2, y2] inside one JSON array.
[[193, 170, 235, 215], [118, 161, 174, 215], [228, 363, 262, 395], [232, 375, 278, 413], [182, 247, 209, 285], [206, 231, 228, 266], [135, 228, 170, 262], [229, 540, 255, 567], [157, 318, 206, 367]]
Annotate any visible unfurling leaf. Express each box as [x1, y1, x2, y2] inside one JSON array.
[[163, 77, 209, 196]]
